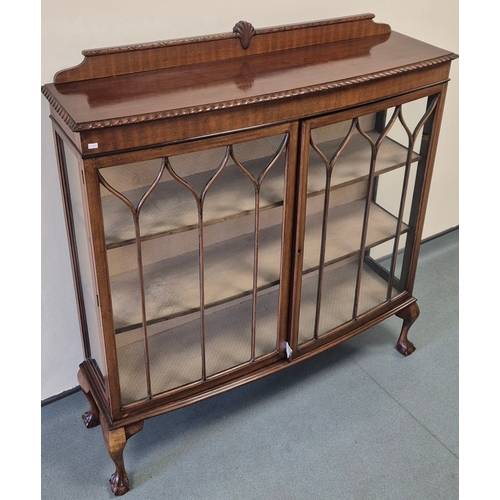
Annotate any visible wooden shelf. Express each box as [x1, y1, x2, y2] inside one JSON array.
[[102, 131, 416, 249], [111, 198, 407, 333], [308, 131, 419, 193], [301, 199, 407, 272]]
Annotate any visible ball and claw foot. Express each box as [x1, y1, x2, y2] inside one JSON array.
[[395, 302, 419, 357], [82, 410, 100, 428], [396, 338, 416, 357], [78, 367, 101, 428], [110, 470, 130, 496]]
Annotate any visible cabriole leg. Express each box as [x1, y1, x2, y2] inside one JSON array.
[[395, 302, 420, 356], [102, 421, 144, 496]]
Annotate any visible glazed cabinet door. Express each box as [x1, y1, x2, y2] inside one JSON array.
[[291, 88, 446, 351], [91, 124, 297, 408]]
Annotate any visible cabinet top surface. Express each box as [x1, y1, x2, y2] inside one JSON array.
[[42, 15, 457, 132]]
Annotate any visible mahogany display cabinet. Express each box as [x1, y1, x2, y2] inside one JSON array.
[[42, 14, 457, 495]]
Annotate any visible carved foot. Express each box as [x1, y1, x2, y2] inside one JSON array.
[[82, 409, 100, 428], [396, 337, 416, 357], [109, 466, 130, 496], [102, 421, 144, 496], [77, 368, 100, 428], [395, 302, 420, 356]]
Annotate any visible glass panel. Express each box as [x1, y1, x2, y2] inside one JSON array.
[[100, 157, 178, 403], [360, 97, 428, 305], [255, 178, 286, 357], [298, 95, 435, 344], [203, 135, 287, 376], [299, 118, 371, 344], [203, 199, 255, 376], [61, 139, 105, 375], [99, 132, 288, 404]]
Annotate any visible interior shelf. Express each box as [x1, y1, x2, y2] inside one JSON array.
[[308, 131, 419, 193], [110, 198, 407, 333], [301, 199, 408, 273], [102, 132, 417, 249]]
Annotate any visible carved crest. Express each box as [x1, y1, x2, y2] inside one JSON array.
[[233, 21, 256, 50]]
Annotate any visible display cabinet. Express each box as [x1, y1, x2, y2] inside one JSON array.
[[42, 14, 457, 495]]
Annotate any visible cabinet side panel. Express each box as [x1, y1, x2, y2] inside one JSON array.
[[399, 85, 450, 292], [56, 133, 106, 379]]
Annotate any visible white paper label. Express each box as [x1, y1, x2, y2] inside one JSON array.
[[88, 143, 98, 150]]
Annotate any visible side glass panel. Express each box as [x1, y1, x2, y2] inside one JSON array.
[[60, 138, 105, 376], [99, 132, 289, 405], [298, 95, 437, 345]]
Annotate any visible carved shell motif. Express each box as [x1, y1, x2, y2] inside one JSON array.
[[233, 21, 256, 50]]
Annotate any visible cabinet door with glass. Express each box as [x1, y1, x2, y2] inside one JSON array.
[[92, 123, 298, 409], [292, 89, 445, 354]]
